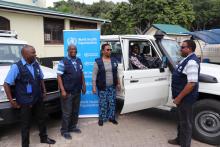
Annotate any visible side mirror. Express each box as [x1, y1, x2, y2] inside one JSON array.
[[160, 56, 167, 72]]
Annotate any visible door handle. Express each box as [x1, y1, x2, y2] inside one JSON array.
[[130, 80, 139, 83]]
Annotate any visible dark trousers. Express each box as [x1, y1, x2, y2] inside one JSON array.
[[176, 102, 193, 147], [20, 100, 47, 147], [60, 92, 81, 134]]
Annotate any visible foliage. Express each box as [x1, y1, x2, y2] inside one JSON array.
[[52, 0, 89, 16], [192, 0, 220, 30], [129, 0, 195, 33], [51, 0, 219, 34]]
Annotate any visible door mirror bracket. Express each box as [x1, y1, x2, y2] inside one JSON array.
[[159, 56, 167, 72]]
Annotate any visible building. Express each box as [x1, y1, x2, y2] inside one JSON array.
[[0, 0, 110, 67], [145, 24, 205, 57], [145, 24, 191, 43]]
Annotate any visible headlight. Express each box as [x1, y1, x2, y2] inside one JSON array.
[[0, 85, 7, 101]]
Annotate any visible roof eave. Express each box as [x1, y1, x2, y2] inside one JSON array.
[[166, 33, 191, 36], [0, 5, 111, 23]]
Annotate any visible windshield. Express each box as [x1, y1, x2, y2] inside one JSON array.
[[161, 39, 183, 65], [0, 44, 24, 65]]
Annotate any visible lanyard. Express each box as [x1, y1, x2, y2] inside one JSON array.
[[71, 58, 77, 71]]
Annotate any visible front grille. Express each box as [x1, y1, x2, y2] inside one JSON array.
[[44, 79, 59, 93]]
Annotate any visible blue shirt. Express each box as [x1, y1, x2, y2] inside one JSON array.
[[4, 58, 44, 85], [57, 56, 83, 75]]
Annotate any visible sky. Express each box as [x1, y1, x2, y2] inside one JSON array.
[[46, 0, 129, 6]]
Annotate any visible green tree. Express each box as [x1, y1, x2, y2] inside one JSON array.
[[192, 0, 220, 30], [84, 0, 116, 34], [51, 0, 116, 34], [86, 0, 115, 18], [51, 0, 195, 34], [104, 2, 135, 34], [52, 0, 89, 16], [129, 0, 195, 33]]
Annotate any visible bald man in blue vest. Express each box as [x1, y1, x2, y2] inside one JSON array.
[[4, 45, 56, 147], [57, 44, 86, 140]]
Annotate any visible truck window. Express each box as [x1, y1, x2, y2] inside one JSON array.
[[129, 40, 161, 70], [101, 41, 122, 63], [0, 44, 23, 64], [161, 39, 183, 65]]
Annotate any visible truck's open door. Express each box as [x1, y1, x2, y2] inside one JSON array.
[[120, 36, 170, 114]]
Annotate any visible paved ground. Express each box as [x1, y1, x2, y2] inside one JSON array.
[[0, 108, 216, 147]]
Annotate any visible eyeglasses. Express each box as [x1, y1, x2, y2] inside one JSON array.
[[180, 46, 188, 49], [106, 49, 112, 51]]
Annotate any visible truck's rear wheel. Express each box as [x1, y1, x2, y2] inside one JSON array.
[[193, 99, 220, 145]]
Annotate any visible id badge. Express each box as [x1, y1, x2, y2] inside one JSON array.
[[26, 83, 32, 94]]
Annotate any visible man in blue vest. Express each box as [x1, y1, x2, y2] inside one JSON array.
[[3, 45, 56, 147], [168, 40, 200, 147], [57, 44, 86, 139]]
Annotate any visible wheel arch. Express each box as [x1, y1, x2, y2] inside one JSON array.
[[198, 92, 220, 102]]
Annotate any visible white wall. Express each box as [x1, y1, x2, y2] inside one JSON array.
[[0, 10, 64, 57], [145, 27, 157, 35], [0, 10, 102, 58]]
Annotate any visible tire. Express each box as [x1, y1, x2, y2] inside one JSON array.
[[193, 99, 220, 145]]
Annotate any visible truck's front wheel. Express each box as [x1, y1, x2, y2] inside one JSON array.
[[193, 99, 220, 145]]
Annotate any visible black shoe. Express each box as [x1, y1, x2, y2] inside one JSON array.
[[40, 137, 56, 144], [61, 133, 72, 140], [69, 127, 81, 133], [98, 120, 103, 126], [109, 119, 118, 125], [168, 138, 180, 145]]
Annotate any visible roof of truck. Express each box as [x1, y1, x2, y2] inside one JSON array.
[[101, 35, 155, 40], [0, 37, 27, 44], [101, 35, 173, 40]]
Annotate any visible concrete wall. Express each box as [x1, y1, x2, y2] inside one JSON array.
[[0, 10, 64, 58], [145, 27, 204, 58], [0, 10, 46, 57], [145, 27, 157, 36], [145, 27, 191, 44]]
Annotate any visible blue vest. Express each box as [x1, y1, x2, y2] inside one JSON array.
[[172, 53, 200, 104], [61, 57, 83, 94], [15, 60, 42, 105], [95, 57, 118, 91]]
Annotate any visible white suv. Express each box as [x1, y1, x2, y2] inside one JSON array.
[[0, 31, 60, 125]]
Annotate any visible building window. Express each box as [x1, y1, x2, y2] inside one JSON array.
[[70, 20, 97, 30], [44, 17, 64, 44], [0, 16, 10, 30]]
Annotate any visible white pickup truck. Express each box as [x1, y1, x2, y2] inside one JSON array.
[[101, 33, 220, 145], [0, 31, 60, 125]]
